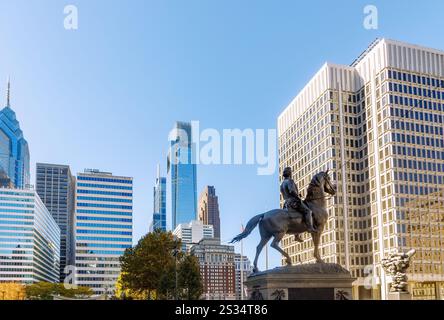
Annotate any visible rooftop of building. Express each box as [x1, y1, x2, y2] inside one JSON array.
[[277, 38, 444, 131], [77, 168, 133, 180], [36, 162, 71, 169]]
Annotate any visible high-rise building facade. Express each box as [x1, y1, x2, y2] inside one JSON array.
[[36, 163, 76, 282], [190, 238, 236, 300], [173, 220, 214, 251], [198, 186, 221, 239], [0, 188, 60, 283], [0, 80, 30, 189], [74, 169, 133, 295], [167, 121, 197, 230], [150, 165, 166, 232], [234, 254, 252, 300], [278, 39, 444, 300]]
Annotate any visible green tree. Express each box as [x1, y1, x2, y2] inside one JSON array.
[[178, 254, 203, 300], [119, 229, 202, 300]]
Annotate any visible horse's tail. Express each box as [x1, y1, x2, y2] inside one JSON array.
[[230, 213, 264, 243]]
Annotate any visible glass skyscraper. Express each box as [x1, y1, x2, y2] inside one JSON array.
[[74, 169, 133, 295], [0, 188, 60, 284], [278, 39, 444, 300], [36, 163, 76, 282], [167, 121, 197, 230], [0, 79, 30, 189], [150, 165, 166, 232]]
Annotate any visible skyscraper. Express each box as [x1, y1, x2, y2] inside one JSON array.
[[0, 188, 60, 284], [74, 169, 133, 295], [150, 165, 166, 232], [0, 79, 30, 189], [278, 39, 444, 300], [167, 121, 197, 230], [198, 186, 221, 239], [36, 163, 76, 282]]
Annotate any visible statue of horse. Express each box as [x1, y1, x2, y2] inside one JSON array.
[[230, 170, 336, 273]]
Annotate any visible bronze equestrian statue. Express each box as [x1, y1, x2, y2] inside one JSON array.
[[231, 169, 336, 273]]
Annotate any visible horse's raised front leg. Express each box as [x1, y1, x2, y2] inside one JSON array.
[[270, 232, 292, 266]]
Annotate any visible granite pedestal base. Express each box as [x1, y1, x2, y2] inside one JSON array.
[[387, 291, 412, 300], [245, 263, 355, 300]]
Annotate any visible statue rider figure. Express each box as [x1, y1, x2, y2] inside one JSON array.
[[280, 167, 316, 242]]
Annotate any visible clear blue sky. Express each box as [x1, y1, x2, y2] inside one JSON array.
[[0, 0, 443, 270]]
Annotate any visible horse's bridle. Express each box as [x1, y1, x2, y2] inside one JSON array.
[[305, 173, 336, 201]]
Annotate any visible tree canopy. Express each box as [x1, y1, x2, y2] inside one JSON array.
[[119, 229, 202, 300]]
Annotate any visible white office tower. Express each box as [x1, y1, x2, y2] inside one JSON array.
[[0, 188, 60, 284], [74, 169, 133, 295], [278, 39, 444, 300]]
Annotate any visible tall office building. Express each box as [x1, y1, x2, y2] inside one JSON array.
[[190, 238, 236, 300], [0, 79, 30, 189], [198, 186, 221, 239], [173, 220, 214, 251], [74, 169, 133, 295], [167, 121, 197, 230], [0, 188, 60, 283], [278, 39, 444, 300], [150, 165, 166, 232], [36, 163, 76, 282], [234, 254, 252, 300]]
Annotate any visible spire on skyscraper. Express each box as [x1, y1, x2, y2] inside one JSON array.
[[6, 76, 11, 107]]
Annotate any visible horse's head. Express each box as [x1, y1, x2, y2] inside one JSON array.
[[311, 169, 336, 196]]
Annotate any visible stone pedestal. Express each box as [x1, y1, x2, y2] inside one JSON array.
[[387, 291, 412, 300], [245, 263, 355, 300]]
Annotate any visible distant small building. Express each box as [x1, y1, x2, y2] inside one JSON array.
[[173, 220, 213, 251], [190, 238, 236, 300], [234, 254, 253, 300]]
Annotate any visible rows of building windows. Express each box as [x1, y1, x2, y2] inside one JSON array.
[[77, 189, 132, 197], [388, 70, 444, 88], [76, 223, 132, 229], [76, 216, 132, 223], [77, 196, 132, 203], [76, 236, 132, 242], [77, 183, 132, 190], [0, 209, 33, 214], [76, 243, 132, 249], [77, 176, 132, 184], [0, 191, 34, 197], [76, 203, 132, 210], [76, 250, 126, 255], [0, 214, 33, 220], [76, 209, 132, 216], [76, 229, 131, 235]]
